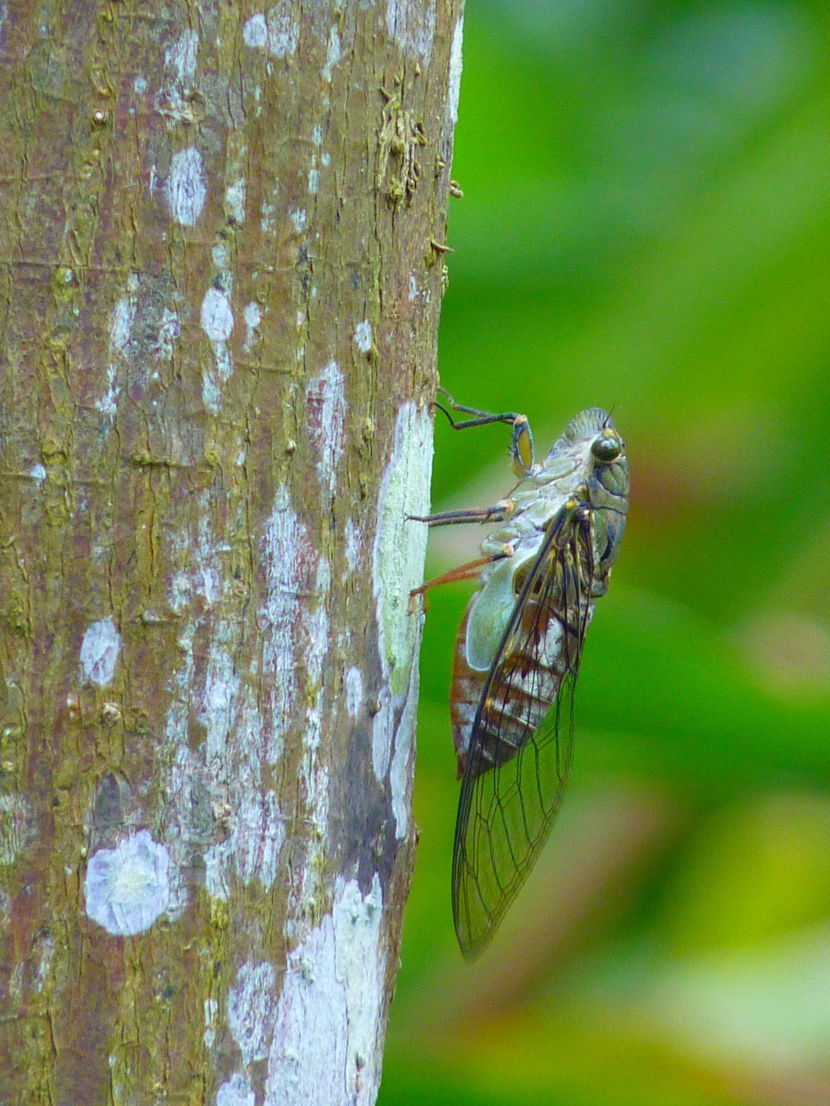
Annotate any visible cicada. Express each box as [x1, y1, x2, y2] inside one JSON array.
[[411, 394, 629, 959]]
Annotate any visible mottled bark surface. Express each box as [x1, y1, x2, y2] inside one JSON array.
[[0, 0, 463, 1102]]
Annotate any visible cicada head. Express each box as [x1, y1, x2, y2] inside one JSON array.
[[581, 412, 629, 582], [547, 408, 628, 507], [589, 421, 628, 507]]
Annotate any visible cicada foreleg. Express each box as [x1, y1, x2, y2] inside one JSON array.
[[435, 387, 535, 476]]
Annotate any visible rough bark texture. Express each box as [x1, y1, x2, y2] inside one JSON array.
[[0, 0, 463, 1102]]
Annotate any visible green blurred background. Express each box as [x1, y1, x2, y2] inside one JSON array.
[[379, 2, 830, 1104]]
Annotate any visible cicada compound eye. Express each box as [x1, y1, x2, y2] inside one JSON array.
[[590, 433, 622, 463]]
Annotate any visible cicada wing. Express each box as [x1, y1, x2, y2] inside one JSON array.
[[452, 509, 592, 960]]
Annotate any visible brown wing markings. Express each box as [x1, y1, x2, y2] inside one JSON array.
[[452, 501, 595, 959]]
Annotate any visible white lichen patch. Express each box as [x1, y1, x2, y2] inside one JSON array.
[[154, 308, 180, 359], [261, 202, 277, 234], [32, 932, 54, 994], [372, 402, 432, 700], [201, 288, 234, 342], [203, 840, 231, 901], [233, 789, 284, 890], [212, 242, 231, 272], [0, 793, 34, 866], [289, 208, 306, 234], [308, 168, 319, 194], [227, 961, 278, 1067], [111, 277, 179, 364], [225, 178, 246, 225], [243, 5, 298, 58], [95, 367, 119, 421], [166, 147, 206, 226], [97, 277, 180, 423], [199, 639, 239, 763], [243, 301, 262, 352], [304, 361, 345, 499], [156, 27, 201, 127], [447, 15, 464, 128], [260, 488, 331, 811], [321, 25, 341, 82], [96, 275, 181, 426], [96, 292, 134, 420], [266, 876, 385, 1105], [163, 592, 284, 902], [166, 507, 223, 613], [30, 463, 46, 483], [353, 321, 372, 354], [261, 490, 308, 756], [267, 3, 299, 57], [371, 688, 393, 784], [242, 13, 267, 48], [333, 874, 385, 1103], [298, 560, 332, 878], [300, 701, 329, 855], [200, 288, 235, 414], [260, 494, 332, 938], [408, 274, 418, 302], [203, 997, 219, 1048], [110, 288, 136, 353], [386, 0, 436, 65], [306, 561, 331, 688], [311, 124, 323, 146], [343, 518, 361, 579], [165, 28, 199, 82], [390, 659, 418, 839], [157, 754, 196, 914], [202, 371, 222, 415], [345, 667, 363, 719], [217, 1073, 256, 1106], [84, 831, 171, 936], [266, 915, 346, 1103], [80, 618, 120, 687]]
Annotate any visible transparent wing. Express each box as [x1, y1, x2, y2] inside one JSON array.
[[452, 503, 593, 959]]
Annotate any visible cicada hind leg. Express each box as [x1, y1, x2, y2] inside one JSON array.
[[407, 552, 510, 615]]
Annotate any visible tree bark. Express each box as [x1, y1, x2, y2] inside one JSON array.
[[0, 0, 463, 1102]]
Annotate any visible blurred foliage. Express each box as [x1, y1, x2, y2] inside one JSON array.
[[379, 2, 830, 1104]]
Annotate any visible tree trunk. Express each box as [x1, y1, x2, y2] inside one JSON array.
[[0, 1, 463, 1102]]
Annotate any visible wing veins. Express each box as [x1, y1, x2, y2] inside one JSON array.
[[452, 499, 594, 958]]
